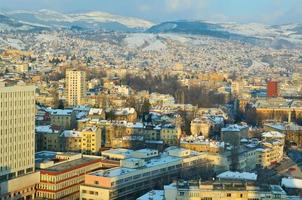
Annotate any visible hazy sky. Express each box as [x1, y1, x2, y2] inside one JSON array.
[[0, 0, 301, 24]]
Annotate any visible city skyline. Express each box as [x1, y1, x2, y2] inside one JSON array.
[[0, 0, 302, 25]]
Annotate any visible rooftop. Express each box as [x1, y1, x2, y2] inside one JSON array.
[[221, 124, 248, 132], [137, 190, 164, 200], [217, 171, 257, 181]]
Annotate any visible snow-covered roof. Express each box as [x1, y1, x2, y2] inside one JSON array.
[[221, 124, 248, 132], [281, 178, 302, 189], [36, 125, 59, 134], [137, 190, 164, 200], [89, 108, 103, 115], [60, 130, 81, 137], [217, 171, 257, 181], [262, 131, 285, 138]]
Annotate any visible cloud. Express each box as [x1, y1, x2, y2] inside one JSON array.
[[164, 0, 208, 13]]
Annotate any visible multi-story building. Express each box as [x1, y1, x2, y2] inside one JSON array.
[[267, 80, 279, 98], [0, 85, 40, 200], [35, 125, 63, 152], [81, 126, 102, 155], [221, 124, 249, 146], [66, 69, 87, 106], [160, 125, 181, 146], [80, 148, 209, 200], [264, 122, 302, 148], [164, 180, 287, 200], [190, 118, 213, 138], [48, 109, 77, 130], [35, 152, 103, 200], [60, 130, 82, 152]]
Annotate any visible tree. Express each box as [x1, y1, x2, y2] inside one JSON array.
[[58, 100, 64, 109], [141, 99, 151, 122]]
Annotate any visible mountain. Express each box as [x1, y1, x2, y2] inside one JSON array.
[[147, 20, 302, 48], [0, 14, 49, 32], [3, 9, 154, 31]]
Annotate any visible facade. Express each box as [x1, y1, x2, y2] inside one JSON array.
[[35, 152, 103, 200], [164, 180, 287, 200], [66, 69, 87, 106], [48, 109, 77, 130], [264, 122, 302, 148], [190, 118, 213, 138], [221, 124, 249, 146], [81, 126, 101, 155], [160, 125, 181, 146], [36, 125, 62, 152], [60, 130, 82, 152], [267, 81, 278, 98], [0, 85, 39, 199], [80, 148, 209, 200]]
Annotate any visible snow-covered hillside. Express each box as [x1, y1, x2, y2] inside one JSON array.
[[5, 9, 154, 30]]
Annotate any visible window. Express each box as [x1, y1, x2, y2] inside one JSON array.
[[94, 181, 99, 185], [227, 193, 231, 197], [82, 190, 87, 194]]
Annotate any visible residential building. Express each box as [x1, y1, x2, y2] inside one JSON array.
[[164, 180, 287, 200], [81, 126, 102, 155], [221, 124, 249, 145], [35, 152, 103, 200], [0, 85, 40, 200], [80, 148, 209, 200], [66, 69, 87, 106]]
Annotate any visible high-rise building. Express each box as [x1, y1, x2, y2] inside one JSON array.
[[0, 85, 40, 199], [66, 69, 86, 106], [267, 80, 278, 98]]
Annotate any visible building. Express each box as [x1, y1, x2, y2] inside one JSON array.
[[264, 122, 302, 148], [60, 130, 82, 152], [164, 180, 287, 200], [0, 85, 40, 199], [48, 109, 77, 130], [190, 118, 213, 138], [160, 125, 181, 146], [66, 69, 87, 106], [267, 80, 279, 98], [221, 124, 249, 146], [281, 178, 302, 196], [35, 152, 104, 200], [81, 126, 102, 155], [80, 148, 209, 200], [180, 136, 224, 153], [35, 125, 62, 152]]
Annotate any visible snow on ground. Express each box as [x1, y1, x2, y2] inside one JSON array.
[[159, 33, 189, 43], [0, 38, 25, 50], [124, 33, 167, 51], [143, 40, 166, 51], [124, 33, 155, 48], [36, 33, 59, 42]]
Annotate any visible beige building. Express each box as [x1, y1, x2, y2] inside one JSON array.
[[160, 125, 182, 146], [164, 180, 287, 200], [0, 85, 39, 199], [35, 152, 103, 200], [81, 126, 102, 155], [190, 118, 213, 138], [66, 69, 87, 106], [80, 148, 209, 200], [48, 109, 77, 130]]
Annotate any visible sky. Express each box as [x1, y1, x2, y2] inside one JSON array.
[[0, 0, 302, 25]]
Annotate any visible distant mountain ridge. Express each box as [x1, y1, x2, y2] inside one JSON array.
[[147, 20, 302, 48], [2, 9, 154, 31], [1, 10, 302, 48]]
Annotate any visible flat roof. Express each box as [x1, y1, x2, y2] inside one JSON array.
[[41, 157, 100, 173]]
